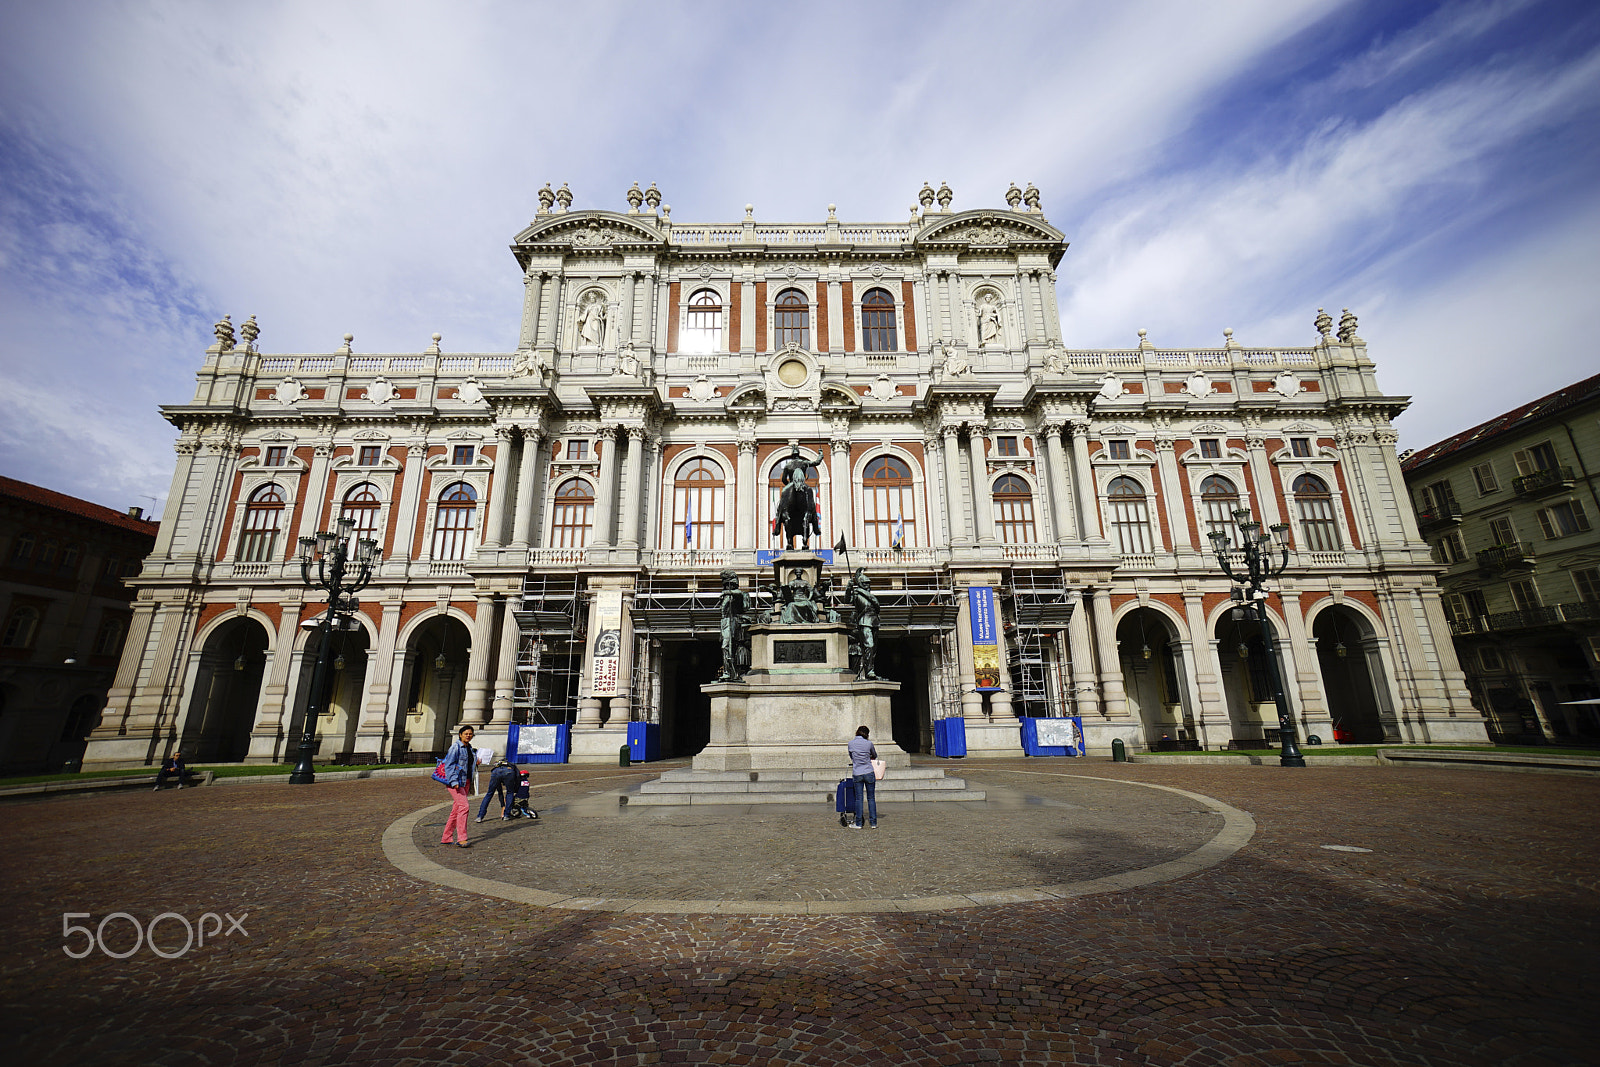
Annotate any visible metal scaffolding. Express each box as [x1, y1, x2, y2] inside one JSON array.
[[514, 573, 584, 724], [1003, 569, 1076, 719]]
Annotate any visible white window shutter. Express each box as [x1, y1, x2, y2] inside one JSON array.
[[1537, 509, 1556, 539], [1574, 499, 1592, 532], [1513, 449, 1535, 477]]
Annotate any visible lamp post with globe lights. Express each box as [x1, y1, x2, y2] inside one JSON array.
[[290, 516, 381, 784], [1207, 508, 1306, 768]]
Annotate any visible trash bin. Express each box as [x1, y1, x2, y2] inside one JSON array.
[[1111, 738, 1127, 762]]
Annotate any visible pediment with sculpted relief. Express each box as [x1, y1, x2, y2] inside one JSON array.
[[917, 210, 1066, 255], [512, 211, 668, 252]]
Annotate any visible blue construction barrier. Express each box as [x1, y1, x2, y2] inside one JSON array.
[[508, 722, 571, 764], [627, 721, 660, 762], [932, 716, 967, 758], [1019, 716, 1086, 757]]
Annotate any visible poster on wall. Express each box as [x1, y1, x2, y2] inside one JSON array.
[[591, 588, 623, 697], [969, 585, 1002, 691]]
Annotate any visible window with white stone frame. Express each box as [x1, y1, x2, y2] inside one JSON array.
[[775, 289, 810, 349], [1199, 474, 1242, 548], [341, 483, 384, 543], [1536, 499, 1591, 539], [860, 288, 897, 352], [672, 458, 727, 550], [681, 289, 722, 354], [239, 483, 286, 562], [861, 455, 915, 549], [431, 482, 478, 560], [1471, 461, 1499, 495], [549, 478, 594, 548], [1106, 476, 1155, 554], [992, 474, 1036, 544], [1573, 567, 1600, 603], [1293, 474, 1340, 551]]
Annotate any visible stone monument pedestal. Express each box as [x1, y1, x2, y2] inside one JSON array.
[[695, 620, 907, 772]]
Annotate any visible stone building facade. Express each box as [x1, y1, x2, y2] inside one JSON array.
[[84, 185, 1485, 768], [1401, 372, 1600, 741], [1, 477, 157, 772]]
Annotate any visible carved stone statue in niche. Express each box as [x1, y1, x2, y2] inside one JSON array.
[[976, 293, 1002, 349], [578, 292, 608, 348]]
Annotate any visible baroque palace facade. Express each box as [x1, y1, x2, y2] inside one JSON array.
[[84, 182, 1487, 768]]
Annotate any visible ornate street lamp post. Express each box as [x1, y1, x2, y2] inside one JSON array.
[[1207, 509, 1306, 768], [290, 516, 381, 784]]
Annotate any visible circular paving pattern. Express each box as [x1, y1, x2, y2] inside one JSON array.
[[386, 769, 1254, 913]]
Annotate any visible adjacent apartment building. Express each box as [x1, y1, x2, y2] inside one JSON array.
[[84, 183, 1485, 769], [1, 477, 158, 772], [1401, 373, 1600, 741]]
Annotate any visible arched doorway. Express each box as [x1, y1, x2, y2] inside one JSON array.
[[312, 624, 373, 758], [182, 617, 271, 762], [1313, 606, 1393, 744], [1213, 610, 1286, 748], [1117, 607, 1191, 748], [395, 616, 472, 761]]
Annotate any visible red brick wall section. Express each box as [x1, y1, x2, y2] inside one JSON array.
[[1330, 462, 1364, 549], [216, 469, 246, 562], [667, 282, 680, 352], [755, 282, 767, 351], [729, 283, 741, 350], [901, 280, 917, 352], [842, 281, 855, 351]]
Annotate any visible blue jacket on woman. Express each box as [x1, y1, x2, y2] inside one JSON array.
[[442, 738, 477, 788]]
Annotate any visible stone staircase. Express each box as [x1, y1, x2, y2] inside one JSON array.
[[626, 766, 985, 806]]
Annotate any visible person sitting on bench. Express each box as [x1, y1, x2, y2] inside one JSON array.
[[154, 751, 198, 789]]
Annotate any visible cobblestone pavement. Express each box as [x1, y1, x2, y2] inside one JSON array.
[[1, 758, 1595, 1066]]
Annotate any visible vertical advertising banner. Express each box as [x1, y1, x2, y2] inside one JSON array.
[[590, 588, 623, 698], [968, 585, 1001, 691]]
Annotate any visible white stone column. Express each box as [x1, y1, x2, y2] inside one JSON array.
[[392, 441, 428, 562], [1065, 590, 1098, 718], [356, 600, 403, 747], [1243, 425, 1283, 528], [620, 271, 637, 347], [941, 427, 970, 546], [968, 430, 997, 544], [1154, 437, 1192, 551], [736, 438, 757, 550], [1068, 419, 1101, 541], [830, 437, 852, 548], [619, 427, 647, 549], [1182, 591, 1228, 746], [1277, 589, 1327, 736], [590, 426, 620, 548], [954, 591, 984, 720], [460, 593, 496, 726], [292, 441, 336, 549], [511, 429, 543, 547], [740, 280, 756, 352], [1089, 591, 1129, 718], [528, 271, 553, 350], [491, 598, 519, 725], [1040, 422, 1076, 542], [481, 427, 516, 548]]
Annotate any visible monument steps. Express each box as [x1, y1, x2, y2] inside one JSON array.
[[628, 765, 986, 806]]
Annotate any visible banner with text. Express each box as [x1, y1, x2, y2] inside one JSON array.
[[590, 588, 623, 697], [968, 585, 1002, 691]]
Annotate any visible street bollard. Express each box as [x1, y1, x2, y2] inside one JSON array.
[[619, 744, 631, 767], [1112, 738, 1127, 762]]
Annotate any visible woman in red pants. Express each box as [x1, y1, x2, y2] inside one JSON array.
[[440, 724, 478, 847]]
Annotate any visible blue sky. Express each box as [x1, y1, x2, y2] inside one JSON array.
[[1, 0, 1597, 514]]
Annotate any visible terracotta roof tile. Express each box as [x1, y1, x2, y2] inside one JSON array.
[[0, 475, 160, 537], [1402, 371, 1600, 472]]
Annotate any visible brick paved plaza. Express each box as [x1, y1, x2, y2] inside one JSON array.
[[2, 759, 1594, 1066]]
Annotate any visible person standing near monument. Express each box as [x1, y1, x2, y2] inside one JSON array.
[[846, 725, 878, 830]]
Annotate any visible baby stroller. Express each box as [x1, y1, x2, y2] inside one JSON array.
[[505, 770, 539, 820]]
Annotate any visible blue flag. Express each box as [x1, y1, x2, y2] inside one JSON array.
[[684, 496, 694, 546], [892, 511, 905, 549]]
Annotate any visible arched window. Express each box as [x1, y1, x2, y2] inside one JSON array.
[[861, 288, 896, 352], [682, 289, 722, 354], [341, 483, 383, 543], [1294, 474, 1340, 551], [775, 289, 809, 349], [992, 474, 1036, 544], [2, 606, 40, 649], [239, 483, 286, 562], [1199, 475, 1241, 547], [862, 455, 915, 549], [673, 458, 726, 549], [1107, 476, 1155, 554], [550, 478, 594, 548], [432, 482, 478, 560], [9, 532, 34, 566], [94, 616, 125, 656]]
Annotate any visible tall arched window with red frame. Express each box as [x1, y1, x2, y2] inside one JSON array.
[[239, 483, 286, 562]]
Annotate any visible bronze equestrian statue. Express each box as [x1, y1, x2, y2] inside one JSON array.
[[771, 446, 822, 550]]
